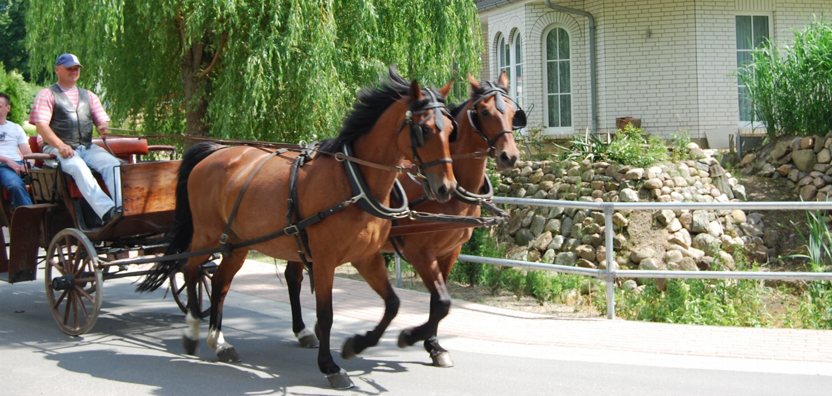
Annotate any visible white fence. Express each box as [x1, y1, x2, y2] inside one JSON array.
[[405, 197, 832, 319]]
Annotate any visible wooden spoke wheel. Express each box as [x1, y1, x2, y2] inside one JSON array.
[[169, 260, 216, 318], [44, 228, 103, 336]]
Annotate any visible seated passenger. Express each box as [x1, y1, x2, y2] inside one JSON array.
[[0, 92, 33, 208], [29, 53, 122, 223]]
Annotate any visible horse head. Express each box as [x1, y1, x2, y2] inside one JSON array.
[[464, 71, 521, 170], [397, 76, 457, 203]]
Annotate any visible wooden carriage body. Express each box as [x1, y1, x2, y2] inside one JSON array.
[[0, 137, 178, 283]]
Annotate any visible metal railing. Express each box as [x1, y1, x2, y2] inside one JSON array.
[[403, 197, 832, 319]]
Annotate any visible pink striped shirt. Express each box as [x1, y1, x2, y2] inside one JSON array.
[[29, 86, 110, 127]]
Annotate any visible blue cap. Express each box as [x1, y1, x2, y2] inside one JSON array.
[[55, 53, 82, 68]]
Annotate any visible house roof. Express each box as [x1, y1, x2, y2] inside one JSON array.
[[477, 0, 513, 12]]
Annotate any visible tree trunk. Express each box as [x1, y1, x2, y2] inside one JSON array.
[[181, 43, 209, 137]]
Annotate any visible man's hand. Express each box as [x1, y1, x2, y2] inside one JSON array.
[[10, 162, 27, 175], [57, 143, 74, 158]]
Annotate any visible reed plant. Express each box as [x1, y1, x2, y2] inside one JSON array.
[[741, 18, 832, 137]]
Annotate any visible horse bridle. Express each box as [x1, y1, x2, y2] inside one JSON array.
[[402, 88, 458, 174], [466, 81, 526, 153]]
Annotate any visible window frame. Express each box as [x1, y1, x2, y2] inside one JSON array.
[[736, 13, 773, 131], [543, 25, 573, 135]]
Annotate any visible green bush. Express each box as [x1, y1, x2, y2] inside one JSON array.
[[741, 18, 832, 136], [604, 124, 669, 167], [555, 125, 668, 167], [0, 64, 35, 124]]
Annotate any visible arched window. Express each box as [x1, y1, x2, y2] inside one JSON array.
[[496, 35, 510, 80], [545, 27, 571, 129], [512, 34, 523, 107]]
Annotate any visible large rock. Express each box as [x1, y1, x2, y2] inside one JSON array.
[[514, 229, 534, 246], [792, 149, 818, 172], [691, 210, 710, 233], [532, 232, 554, 251], [555, 252, 577, 266], [769, 141, 791, 161], [630, 246, 657, 263], [620, 188, 639, 202], [575, 244, 596, 260]]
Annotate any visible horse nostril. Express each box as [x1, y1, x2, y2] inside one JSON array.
[[501, 152, 517, 166], [437, 185, 449, 197]]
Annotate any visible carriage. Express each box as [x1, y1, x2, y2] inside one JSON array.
[[0, 71, 522, 389], [0, 135, 215, 335]]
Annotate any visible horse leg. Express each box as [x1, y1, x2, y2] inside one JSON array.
[[341, 253, 400, 359], [182, 253, 211, 356], [397, 251, 455, 367], [205, 249, 249, 363], [285, 261, 319, 348], [313, 263, 353, 389]]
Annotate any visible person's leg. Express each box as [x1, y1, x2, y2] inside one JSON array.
[[0, 163, 31, 207], [43, 145, 114, 219], [80, 145, 123, 209]]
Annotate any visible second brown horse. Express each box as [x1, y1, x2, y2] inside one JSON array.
[[286, 72, 522, 367]]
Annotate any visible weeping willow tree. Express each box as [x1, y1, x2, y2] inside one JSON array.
[[25, 0, 481, 141]]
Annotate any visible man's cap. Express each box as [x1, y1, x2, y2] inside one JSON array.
[[55, 53, 82, 68]]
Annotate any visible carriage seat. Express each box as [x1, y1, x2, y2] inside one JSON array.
[[27, 136, 152, 164]]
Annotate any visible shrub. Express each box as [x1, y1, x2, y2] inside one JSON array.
[[741, 18, 832, 136], [604, 124, 668, 167], [0, 64, 34, 124]]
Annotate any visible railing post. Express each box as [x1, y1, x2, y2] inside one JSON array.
[[395, 254, 403, 288], [604, 205, 617, 319]]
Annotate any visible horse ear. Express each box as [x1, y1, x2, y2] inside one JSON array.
[[438, 80, 453, 98], [467, 73, 481, 91], [409, 80, 423, 101], [498, 70, 509, 88]]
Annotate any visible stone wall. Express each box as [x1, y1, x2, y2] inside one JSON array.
[[741, 135, 832, 201], [496, 148, 769, 272]]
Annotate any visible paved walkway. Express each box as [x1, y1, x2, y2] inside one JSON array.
[[231, 260, 832, 376]]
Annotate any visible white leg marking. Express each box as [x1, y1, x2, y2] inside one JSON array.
[[296, 327, 315, 339], [207, 327, 228, 351], [183, 312, 200, 340]]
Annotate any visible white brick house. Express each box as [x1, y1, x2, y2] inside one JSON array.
[[477, 0, 832, 147]]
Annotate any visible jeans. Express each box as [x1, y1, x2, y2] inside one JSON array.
[[0, 161, 33, 207], [43, 144, 122, 219]]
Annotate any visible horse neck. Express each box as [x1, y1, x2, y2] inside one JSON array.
[[350, 101, 408, 202], [452, 104, 489, 193]]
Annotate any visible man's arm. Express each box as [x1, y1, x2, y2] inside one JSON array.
[[35, 123, 74, 158]]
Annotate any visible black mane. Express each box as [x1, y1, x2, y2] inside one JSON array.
[[449, 79, 507, 118], [319, 69, 444, 153]]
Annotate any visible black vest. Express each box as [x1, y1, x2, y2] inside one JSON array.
[[49, 84, 94, 148]]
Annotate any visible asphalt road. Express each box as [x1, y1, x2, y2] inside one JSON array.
[[1, 266, 831, 396]]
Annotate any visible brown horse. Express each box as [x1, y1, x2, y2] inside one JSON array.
[[137, 69, 458, 389], [285, 72, 522, 366]]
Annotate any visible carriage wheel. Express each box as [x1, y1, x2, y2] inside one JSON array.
[[169, 260, 216, 318], [44, 228, 103, 336]]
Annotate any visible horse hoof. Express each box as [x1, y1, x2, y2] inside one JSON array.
[[397, 329, 413, 348], [183, 337, 198, 356], [296, 328, 319, 348], [217, 346, 241, 363], [431, 351, 454, 368], [299, 334, 320, 349], [325, 369, 355, 389], [341, 337, 357, 359]]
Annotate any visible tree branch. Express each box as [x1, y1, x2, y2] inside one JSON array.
[[199, 31, 228, 78]]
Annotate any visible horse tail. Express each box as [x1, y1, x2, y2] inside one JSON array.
[[136, 142, 227, 292]]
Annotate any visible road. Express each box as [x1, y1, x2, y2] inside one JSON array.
[[1, 260, 831, 395]]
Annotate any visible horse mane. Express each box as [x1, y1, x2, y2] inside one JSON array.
[[449, 78, 508, 119], [319, 68, 442, 153]]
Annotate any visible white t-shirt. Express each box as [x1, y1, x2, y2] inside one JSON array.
[[0, 120, 27, 161]]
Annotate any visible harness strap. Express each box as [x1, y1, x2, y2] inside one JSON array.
[[219, 149, 286, 253], [287, 151, 314, 267]]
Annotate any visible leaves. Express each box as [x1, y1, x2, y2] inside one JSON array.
[[25, 0, 482, 141]]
